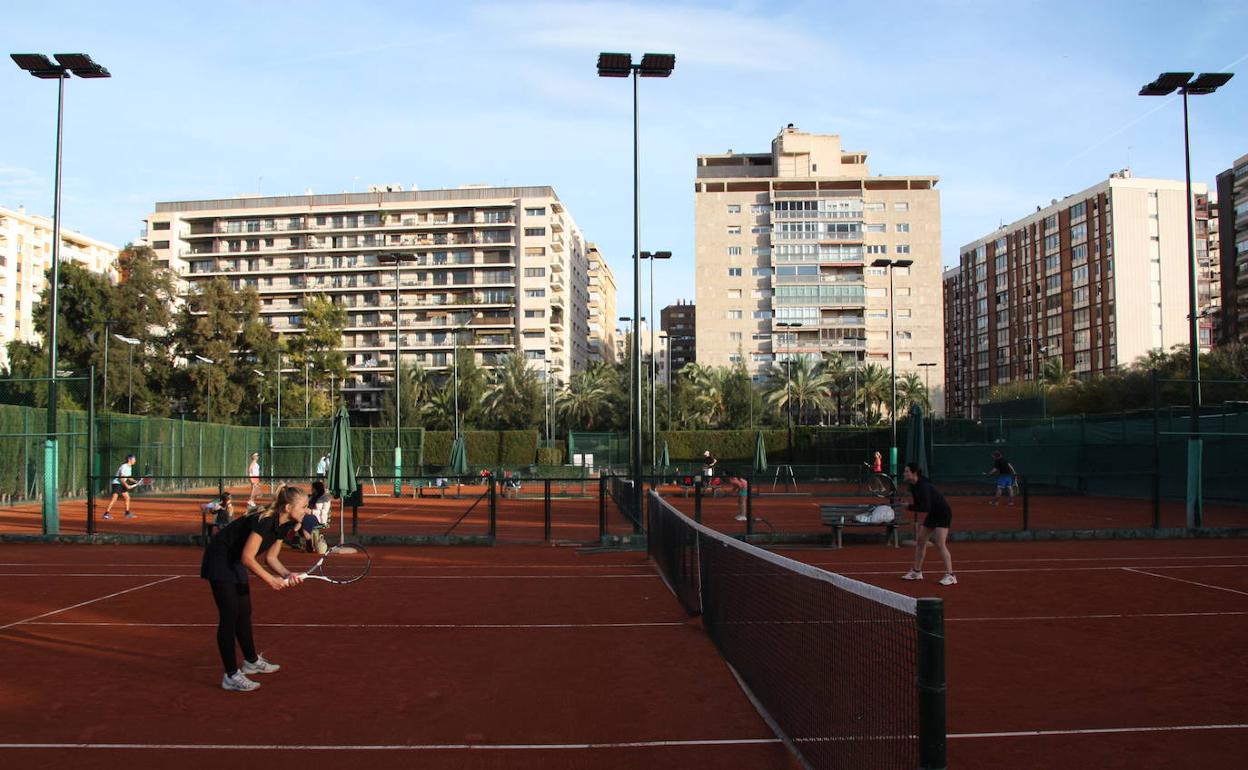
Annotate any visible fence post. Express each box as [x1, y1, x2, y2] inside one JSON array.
[[543, 479, 552, 542], [1152, 371, 1162, 529], [87, 368, 96, 535], [746, 473, 754, 536], [917, 598, 948, 770]]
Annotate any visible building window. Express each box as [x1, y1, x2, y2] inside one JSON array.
[[896, 223, 911, 233], [524, 207, 546, 216], [728, 289, 742, 299], [524, 309, 545, 318], [753, 310, 773, 319], [866, 223, 886, 233], [727, 204, 741, 214], [727, 246, 742, 256], [523, 267, 546, 278], [751, 267, 770, 276], [728, 310, 743, 319], [729, 332, 743, 342], [728, 225, 741, 235], [524, 227, 546, 237], [152, 240, 170, 249], [751, 226, 770, 234], [895, 245, 911, 254], [864, 202, 885, 211], [894, 202, 910, 211], [867, 245, 887, 254], [525, 289, 546, 298], [750, 204, 771, 214], [728, 267, 742, 277]]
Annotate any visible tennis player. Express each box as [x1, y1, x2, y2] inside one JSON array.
[[722, 471, 750, 522], [901, 463, 956, 586], [988, 450, 1018, 506], [246, 452, 262, 506], [103, 454, 139, 520], [201, 485, 309, 692]]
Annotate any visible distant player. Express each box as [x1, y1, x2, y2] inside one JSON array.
[[247, 452, 262, 506], [988, 450, 1018, 506], [902, 463, 956, 586], [315, 453, 330, 479], [103, 454, 139, 520], [202, 491, 234, 536], [723, 470, 749, 522]]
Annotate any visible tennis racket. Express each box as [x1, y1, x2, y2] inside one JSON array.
[[290, 543, 371, 585]]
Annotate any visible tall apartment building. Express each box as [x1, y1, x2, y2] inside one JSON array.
[[586, 243, 617, 364], [0, 205, 119, 366], [1195, 192, 1220, 348], [660, 300, 696, 382], [145, 186, 607, 418], [1215, 153, 1248, 344], [695, 126, 944, 414], [945, 171, 1209, 418]]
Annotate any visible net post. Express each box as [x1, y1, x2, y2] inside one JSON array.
[[694, 478, 703, 523], [917, 597, 947, 770], [488, 475, 497, 539], [1021, 475, 1029, 531], [598, 475, 607, 541], [745, 473, 754, 536], [543, 478, 552, 542]]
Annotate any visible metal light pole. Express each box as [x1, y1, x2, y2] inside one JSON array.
[[194, 355, 215, 422], [598, 52, 675, 503], [1140, 70, 1234, 527], [379, 252, 415, 495], [873, 258, 913, 478], [658, 332, 672, 431], [640, 251, 671, 467], [114, 334, 139, 413], [11, 52, 110, 534]]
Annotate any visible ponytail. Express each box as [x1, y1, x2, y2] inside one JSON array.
[[255, 485, 306, 519]]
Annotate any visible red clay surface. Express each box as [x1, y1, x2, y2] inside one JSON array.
[[0, 544, 798, 770], [778, 538, 1248, 769], [665, 486, 1247, 539]]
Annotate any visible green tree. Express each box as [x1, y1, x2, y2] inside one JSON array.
[[557, 362, 620, 431], [895, 372, 930, 413], [109, 245, 178, 415], [857, 364, 891, 424], [484, 353, 544, 430], [174, 277, 248, 421], [379, 361, 434, 428], [286, 295, 349, 421]]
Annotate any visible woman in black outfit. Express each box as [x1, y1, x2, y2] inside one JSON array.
[[201, 485, 309, 691], [901, 463, 957, 586]]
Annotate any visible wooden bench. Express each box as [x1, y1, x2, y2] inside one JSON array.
[[819, 504, 908, 548], [416, 483, 447, 498]]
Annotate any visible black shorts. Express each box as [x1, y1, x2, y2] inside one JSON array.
[[111, 482, 128, 495], [922, 511, 952, 529]]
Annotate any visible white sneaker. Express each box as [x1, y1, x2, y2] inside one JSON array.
[[222, 670, 260, 691], [241, 654, 280, 674], [734, 515, 747, 521], [902, 570, 923, 581], [939, 574, 958, 586]]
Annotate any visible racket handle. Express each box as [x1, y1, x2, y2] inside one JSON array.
[[285, 571, 309, 586]]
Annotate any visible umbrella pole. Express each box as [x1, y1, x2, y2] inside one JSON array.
[[339, 498, 345, 545]]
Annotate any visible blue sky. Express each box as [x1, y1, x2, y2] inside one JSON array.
[[3, 0, 1246, 318]]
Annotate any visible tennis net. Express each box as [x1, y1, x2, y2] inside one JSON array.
[[647, 490, 946, 770]]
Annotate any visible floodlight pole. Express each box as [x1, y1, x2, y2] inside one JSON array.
[[44, 72, 65, 533]]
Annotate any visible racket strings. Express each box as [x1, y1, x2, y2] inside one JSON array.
[[317, 545, 371, 583]]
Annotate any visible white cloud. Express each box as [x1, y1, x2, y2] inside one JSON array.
[[0, 164, 47, 206]]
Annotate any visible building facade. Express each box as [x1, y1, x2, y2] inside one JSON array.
[[946, 171, 1209, 418], [660, 300, 696, 382], [0, 205, 119, 366], [1216, 153, 1248, 344], [586, 243, 617, 364], [695, 126, 944, 414], [146, 186, 607, 417]]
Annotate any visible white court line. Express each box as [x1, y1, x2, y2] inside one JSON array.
[[22, 621, 689, 630], [0, 562, 655, 570], [1123, 568, 1248, 597], [796, 554, 1248, 568], [0, 738, 783, 751], [951, 723, 1248, 739], [948, 610, 1248, 622], [822, 564, 1248, 577], [0, 576, 182, 632], [0, 573, 655, 580]]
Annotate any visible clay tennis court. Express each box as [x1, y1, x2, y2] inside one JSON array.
[[1, 531, 1244, 768]]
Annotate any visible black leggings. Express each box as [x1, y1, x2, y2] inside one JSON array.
[[209, 580, 256, 675]]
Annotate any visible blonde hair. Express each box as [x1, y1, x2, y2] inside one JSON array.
[[255, 485, 307, 519]]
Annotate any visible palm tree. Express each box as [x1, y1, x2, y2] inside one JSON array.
[[820, 353, 851, 424], [765, 356, 831, 425], [483, 353, 543, 429], [682, 363, 731, 428], [1042, 357, 1078, 388], [895, 372, 930, 412], [557, 366, 612, 431], [857, 364, 891, 423]]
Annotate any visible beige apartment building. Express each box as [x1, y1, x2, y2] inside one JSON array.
[[146, 186, 608, 418], [0, 205, 119, 367], [1215, 153, 1248, 344], [695, 126, 944, 415], [586, 243, 617, 364], [945, 171, 1209, 418]]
